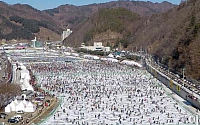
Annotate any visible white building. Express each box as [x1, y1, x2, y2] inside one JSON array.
[[80, 42, 110, 52], [103, 47, 110, 52], [31, 37, 37, 48], [62, 29, 73, 41], [94, 42, 102, 47]]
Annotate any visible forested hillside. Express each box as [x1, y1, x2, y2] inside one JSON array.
[[1, 0, 200, 81], [64, 0, 200, 82], [44, 1, 175, 29], [64, 8, 139, 48], [84, 8, 139, 47], [0, 1, 174, 41], [126, 0, 200, 81], [0, 2, 62, 41]]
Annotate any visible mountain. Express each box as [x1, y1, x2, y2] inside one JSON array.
[[62, 1, 175, 47], [64, 0, 200, 81], [125, 0, 200, 81], [0, 1, 174, 42], [44, 1, 175, 29], [1, 1, 200, 81], [0, 1, 62, 41], [63, 7, 140, 47]]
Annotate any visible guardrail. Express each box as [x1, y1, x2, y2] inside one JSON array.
[[36, 88, 64, 125], [146, 61, 200, 109], [36, 97, 63, 125]]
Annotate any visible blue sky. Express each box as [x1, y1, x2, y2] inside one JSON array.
[[2, 0, 181, 10]]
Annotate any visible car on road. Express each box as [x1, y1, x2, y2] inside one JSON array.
[[16, 110, 24, 114], [38, 94, 45, 100], [193, 89, 199, 94], [15, 45, 26, 49], [8, 118, 19, 123], [13, 115, 23, 120], [0, 113, 8, 119]]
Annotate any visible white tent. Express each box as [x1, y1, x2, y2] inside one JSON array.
[[10, 100, 17, 111], [24, 102, 36, 112], [20, 79, 34, 91], [84, 55, 100, 60], [64, 52, 71, 56], [19, 65, 34, 91], [4, 97, 36, 113], [107, 58, 119, 63], [21, 71, 30, 80], [15, 63, 34, 91], [16, 101, 25, 111], [20, 65, 27, 70], [121, 60, 142, 68], [115, 55, 121, 58], [14, 99, 19, 104], [107, 54, 114, 58], [71, 53, 79, 57], [93, 56, 100, 60], [22, 100, 28, 105], [100, 58, 108, 61], [5, 104, 11, 113]]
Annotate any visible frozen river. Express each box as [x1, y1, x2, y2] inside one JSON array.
[[27, 60, 194, 125]]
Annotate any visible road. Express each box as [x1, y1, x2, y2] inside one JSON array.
[[0, 53, 9, 85]]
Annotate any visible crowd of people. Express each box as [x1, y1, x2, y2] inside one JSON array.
[[28, 60, 192, 125]]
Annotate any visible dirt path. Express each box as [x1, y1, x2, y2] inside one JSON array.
[[27, 97, 60, 125]]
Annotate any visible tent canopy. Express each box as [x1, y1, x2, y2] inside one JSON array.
[[5, 104, 11, 113], [16, 101, 25, 111]]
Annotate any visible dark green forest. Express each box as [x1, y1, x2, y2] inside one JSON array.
[[83, 8, 139, 48], [0, 15, 60, 40]]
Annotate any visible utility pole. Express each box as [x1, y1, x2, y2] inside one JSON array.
[[74, 37, 77, 48], [136, 46, 137, 52], [140, 46, 142, 65], [3, 45, 4, 53], [43, 41, 44, 57], [25, 47, 26, 55], [182, 68, 185, 79]]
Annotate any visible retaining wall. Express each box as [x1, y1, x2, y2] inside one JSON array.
[[146, 63, 200, 109]]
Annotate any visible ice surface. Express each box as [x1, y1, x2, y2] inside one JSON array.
[[29, 61, 193, 125]]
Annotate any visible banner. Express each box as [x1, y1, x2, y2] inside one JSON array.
[[170, 79, 173, 88], [176, 85, 180, 92]]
